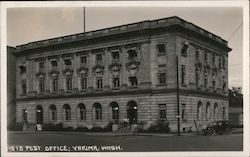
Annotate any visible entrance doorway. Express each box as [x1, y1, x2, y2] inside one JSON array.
[[127, 101, 137, 124], [22, 109, 28, 124], [36, 105, 43, 124]]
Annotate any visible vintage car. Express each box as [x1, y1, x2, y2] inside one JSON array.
[[201, 120, 232, 136]]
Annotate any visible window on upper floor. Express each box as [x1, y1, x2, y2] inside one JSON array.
[[159, 73, 166, 84], [129, 76, 138, 86], [111, 51, 119, 60], [39, 62, 45, 69], [212, 80, 216, 90], [195, 50, 200, 60], [218, 57, 222, 68], [64, 59, 72, 66], [19, 65, 26, 74], [81, 77, 87, 91], [21, 79, 27, 94], [51, 60, 58, 67], [80, 56, 87, 64], [96, 54, 102, 62], [222, 57, 225, 69], [66, 77, 72, 91], [96, 78, 103, 89], [204, 78, 208, 89], [112, 77, 120, 88], [156, 44, 166, 55], [127, 49, 137, 60], [39, 79, 45, 93], [52, 79, 58, 92], [181, 43, 188, 57], [181, 65, 186, 85], [204, 52, 208, 63], [159, 104, 167, 119], [212, 54, 215, 65]]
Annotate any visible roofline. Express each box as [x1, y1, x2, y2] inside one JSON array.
[[13, 16, 230, 53]]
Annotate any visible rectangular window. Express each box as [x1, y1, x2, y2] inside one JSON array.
[[39, 62, 45, 69], [111, 51, 119, 60], [204, 53, 208, 62], [181, 65, 185, 85], [159, 73, 166, 84], [129, 76, 138, 86], [52, 79, 58, 92], [112, 77, 120, 88], [159, 104, 167, 119], [222, 57, 225, 68], [157, 44, 166, 55], [181, 104, 186, 120], [212, 80, 216, 90], [196, 73, 199, 88], [39, 79, 45, 93], [212, 54, 215, 64], [204, 78, 207, 89], [181, 44, 188, 57], [66, 77, 72, 91], [218, 57, 222, 68], [222, 107, 226, 120], [195, 50, 200, 60], [96, 54, 102, 62], [81, 56, 87, 64], [96, 78, 103, 89], [51, 60, 57, 67], [64, 59, 72, 66], [21, 79, 27, 94], [81, 77, 87, 90]]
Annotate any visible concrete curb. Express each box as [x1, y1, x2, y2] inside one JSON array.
[[8, 129, 242, 137]]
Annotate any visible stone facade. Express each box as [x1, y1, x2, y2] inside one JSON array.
[[13, 16, 231, 132]]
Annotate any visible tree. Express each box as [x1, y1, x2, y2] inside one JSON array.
[[229, 87, 243, 107]]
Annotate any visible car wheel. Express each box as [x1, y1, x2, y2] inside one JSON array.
[[209, 129, 216, 136]]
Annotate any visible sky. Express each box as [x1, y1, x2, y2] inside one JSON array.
[[7, 7, 243, 88]]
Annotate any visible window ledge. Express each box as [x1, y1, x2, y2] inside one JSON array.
[[129, 86, 138, 89], [157, 53, 166, 56], [157, 83, 167, 87], [95, 89, 103, 91]]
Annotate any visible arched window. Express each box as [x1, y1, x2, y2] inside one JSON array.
[[206, 102, 211, 121], [214, 103, 218, 121], [63, 104, 71, 121], [93, 103, 102, 120], [78, 103, 86, 120], [49, 105, 57, 121], [110, 102, 119, 121], [197, 101, 202, 120]]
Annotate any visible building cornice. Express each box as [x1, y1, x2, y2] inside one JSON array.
[[13, 16, 231, 57], [16, 88, 228, 102]]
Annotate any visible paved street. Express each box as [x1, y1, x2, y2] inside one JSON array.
[[7, 131, 243, 152]]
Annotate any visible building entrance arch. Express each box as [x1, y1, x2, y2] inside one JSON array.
[[127, 101, 137, 124], [36, 105, 43, 124]]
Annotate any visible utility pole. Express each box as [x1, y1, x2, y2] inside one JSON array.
[[176, 55, 180, 136], [83, 6, 86, 33]]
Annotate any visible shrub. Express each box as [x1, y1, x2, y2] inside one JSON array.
[[103, 122, 113, 132], [74, 127, 89, 132], [42, 123, 64, 131], [90, 127, 104, 132], [8, 122, 23, 131], [139, 120, 171, 133]]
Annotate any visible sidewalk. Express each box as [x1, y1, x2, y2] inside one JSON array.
[[8, 128, 243, 137]]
